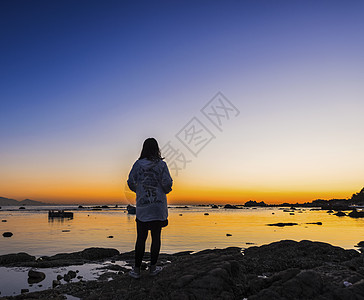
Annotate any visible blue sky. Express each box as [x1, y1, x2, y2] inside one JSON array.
[[1, 0, 364, 203]]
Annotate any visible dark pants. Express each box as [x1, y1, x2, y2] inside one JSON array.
[[135, 219, 163, 267]]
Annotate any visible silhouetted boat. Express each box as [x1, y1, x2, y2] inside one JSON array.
[[48, 210, 73, 218], [127, 205, 136, 214]]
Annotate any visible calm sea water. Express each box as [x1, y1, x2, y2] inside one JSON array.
[[0, 205, 363, 257], [1, 205, 363, 297]]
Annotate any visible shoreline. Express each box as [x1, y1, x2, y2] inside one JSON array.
[[1, 240, 363, 300]]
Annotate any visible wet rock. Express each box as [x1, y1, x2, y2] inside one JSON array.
[[226, 233, 232, 236], [52, 279, 61, 288], [306, 222, 322, 225], [348, 209, 364, 218], [327, 210, 334, 213], [4, 241, 364, 300], [2, 232, 13, 237], [356, 241, 364, 247], [267, 223, 298, 227], [107, 236, 114, 238], [57, 275, 63, 280], [1, 219, 7, 222], [0, 252, 36, 266], [334, 211, 346, 216], [20, 288, 29, 294], [209, 267, 229, 279], [224, 204, 239, 209], [67, 270, 77, 279], [211, 205, 218, 209], [204, 213, 209, 215], [174, 275, 194, 288], [28, 269, 46, 284]]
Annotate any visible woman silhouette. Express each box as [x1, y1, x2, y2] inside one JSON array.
[[127, 138, 173, 278]]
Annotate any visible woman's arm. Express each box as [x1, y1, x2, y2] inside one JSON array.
[[160, 162, 173, 194], [127, 162, 138, 193]]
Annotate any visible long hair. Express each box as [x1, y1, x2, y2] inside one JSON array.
[[139, 138, 163, 161]]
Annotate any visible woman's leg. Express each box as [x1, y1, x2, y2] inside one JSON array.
[[150, 225, 162, 265], [135, 221, 148, 268]]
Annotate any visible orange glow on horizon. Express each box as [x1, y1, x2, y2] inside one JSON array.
[[1, 183, 354, 205]]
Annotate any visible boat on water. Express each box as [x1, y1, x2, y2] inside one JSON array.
[[127, 205, 136, 214], [48, 210, 74, 218]]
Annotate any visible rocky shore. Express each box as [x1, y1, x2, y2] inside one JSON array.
[[1, 240, 364, 300]]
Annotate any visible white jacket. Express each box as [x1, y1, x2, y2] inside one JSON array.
[[127, 158, 173, 222]]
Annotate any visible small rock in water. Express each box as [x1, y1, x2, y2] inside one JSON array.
[[289, 213, 295, 215], [21, 289, 29, 294], [107, 236, 114, 238], [204, 213, 209, 216], [57, 275, 63, 280], [334, 211, 346, 217], [306, 222, 323, 225], [226, 233, 232, 236], [2, 232, 13, 237], [267, 223, 298, 227], [63, 274, 71, 282], [1, 220, 7, 222], [28, 269, 46, 284], [68, 270, 77, 278], [355, 241, 364, 247], [62, 230, 70, 232], [52, 280, 61, 288], [179, 214, 183, 216], [348, 209, 364, 218]]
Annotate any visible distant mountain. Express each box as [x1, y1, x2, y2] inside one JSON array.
[[0, 197, 19, 206], [0, 197, 50, 206]]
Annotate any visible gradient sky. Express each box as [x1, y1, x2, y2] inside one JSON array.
[[1, 0, 364, 204]]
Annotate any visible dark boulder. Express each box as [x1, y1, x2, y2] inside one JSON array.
[[334, 211, 346, 216], [242, 240, 360, 275], [348, 209, 364, 218], [356, 241, 364, 248], [3, 232, 13, 237], [267, 223, 298, 227], [67, 270, 77, 278], [0, 252, 36, 266], [224, 204, 239, 209], [28, 269, 46, 284]]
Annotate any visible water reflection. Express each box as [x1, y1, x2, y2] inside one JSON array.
[[0, 207, 363, 257]]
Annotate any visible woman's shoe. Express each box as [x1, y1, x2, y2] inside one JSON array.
[[149, 265, 163, 276], [129, 267, 141, 279]]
